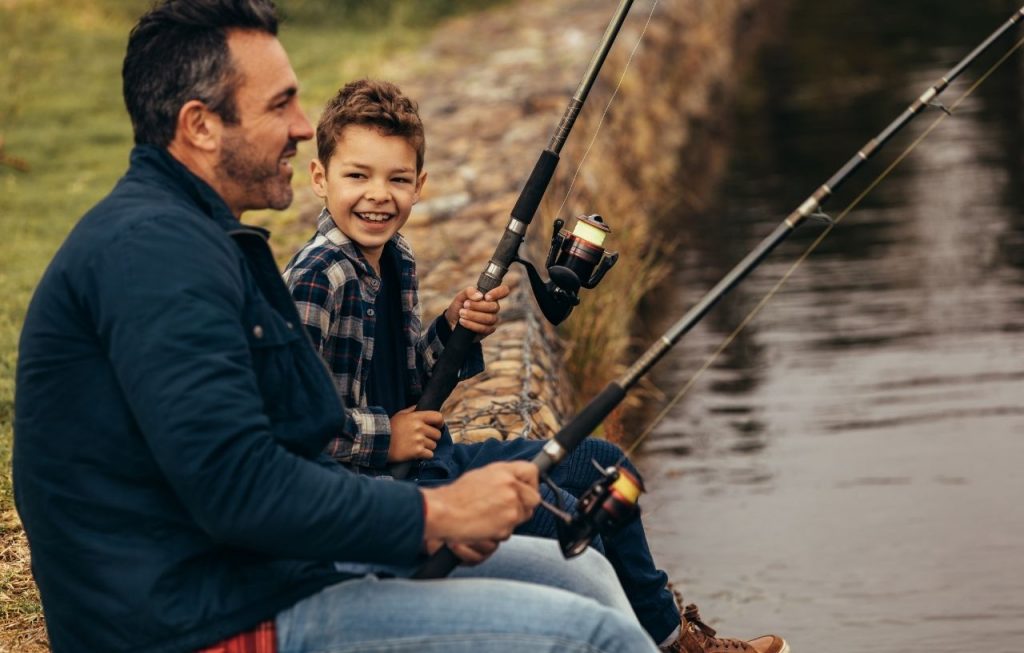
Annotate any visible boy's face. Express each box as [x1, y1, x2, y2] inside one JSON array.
[[310, 124, 426, 267]]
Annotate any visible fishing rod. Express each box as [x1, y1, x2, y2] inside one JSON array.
[[391, 0, 634, 479], [412, 4, 1024, 579]]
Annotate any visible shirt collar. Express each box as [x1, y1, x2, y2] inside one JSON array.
[[315, 207, 415, 271]]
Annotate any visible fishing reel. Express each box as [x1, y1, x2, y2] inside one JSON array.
[[539, 461, 644, 559], [516, 214, 619, 326]]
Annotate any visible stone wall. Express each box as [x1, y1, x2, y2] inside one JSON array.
[[360, 0, 769, 442]]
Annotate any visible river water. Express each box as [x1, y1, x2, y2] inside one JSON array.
[[632, 3, 1024, 652]]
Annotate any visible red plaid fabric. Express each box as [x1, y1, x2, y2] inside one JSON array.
[[196, 620, 276, 653]]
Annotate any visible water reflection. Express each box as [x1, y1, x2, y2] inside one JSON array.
[[632, 3, 1024, 652]]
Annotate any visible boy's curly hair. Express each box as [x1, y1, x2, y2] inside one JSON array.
[[316, 79, 425, 171]]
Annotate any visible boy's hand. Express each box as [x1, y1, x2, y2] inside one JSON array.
[[388, 406, 444, 463], [444, 284, 511, 340], [421, 461, 540, 563]]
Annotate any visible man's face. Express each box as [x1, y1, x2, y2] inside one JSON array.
[[215, 30, 313, 215], [310, 124, 426, 268]]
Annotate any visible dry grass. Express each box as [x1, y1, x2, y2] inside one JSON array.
[[0, 513, 47, 653]]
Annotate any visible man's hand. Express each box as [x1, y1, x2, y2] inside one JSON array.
[[421, 461, 540, 562], [387, 406, 443, 463], [444, 284, 511, 340], [424, 540, 499, 566]]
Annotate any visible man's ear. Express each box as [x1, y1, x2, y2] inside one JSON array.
[[310, 159, 328, 198], [412, 170, 427, 204], [174, 99, 222, 153]]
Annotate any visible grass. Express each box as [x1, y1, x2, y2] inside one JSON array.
[[0, 1, 505, 648]]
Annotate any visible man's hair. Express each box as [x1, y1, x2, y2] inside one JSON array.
[[316, 79, 426, 172], [122, 0, 279, 147]]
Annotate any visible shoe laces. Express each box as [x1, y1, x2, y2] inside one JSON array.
[[681, 603, 749, 652]]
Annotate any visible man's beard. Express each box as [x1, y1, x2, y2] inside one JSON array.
[[217, 130, 295, 212]]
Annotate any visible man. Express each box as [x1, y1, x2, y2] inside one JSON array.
[[12, 1, 658, 651]]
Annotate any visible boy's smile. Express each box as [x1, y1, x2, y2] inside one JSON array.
[[310, 124, 426, 272]]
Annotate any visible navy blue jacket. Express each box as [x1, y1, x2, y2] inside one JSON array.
[[13, 146, 425, 653]]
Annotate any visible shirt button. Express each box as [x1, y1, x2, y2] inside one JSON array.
[[253, 325, 264, 339], [285, 322, 294, 330], [366, 309, 375, 317]]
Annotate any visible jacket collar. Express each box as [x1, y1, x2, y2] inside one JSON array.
[[127, 144, 265, 238]]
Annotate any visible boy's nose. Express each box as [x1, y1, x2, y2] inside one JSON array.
[[365, 184, 390, 202]]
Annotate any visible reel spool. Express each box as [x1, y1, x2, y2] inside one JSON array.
[[517, 214, 619, 325], [540, 461, 644, 559]]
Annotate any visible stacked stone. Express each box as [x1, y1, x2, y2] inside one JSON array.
[[350, 0, 763, 443], [392, 0, 623, 442]]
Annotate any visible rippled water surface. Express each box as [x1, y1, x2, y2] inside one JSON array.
[[632, 3, 1024, 652]]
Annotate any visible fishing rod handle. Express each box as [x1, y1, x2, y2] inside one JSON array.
[[418, 325, 478, 412], [534, 382, 628, 472], [475, 150, 558, 290], [420, 150, 559, 391], [387, 324, 480, 479], [390, 150, 563, 482], [411, 545, 462, 579]]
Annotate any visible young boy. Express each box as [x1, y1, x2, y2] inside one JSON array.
[[284, 79, 787, 653]]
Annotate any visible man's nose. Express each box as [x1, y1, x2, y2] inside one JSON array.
[[291, 103, 314, 142]]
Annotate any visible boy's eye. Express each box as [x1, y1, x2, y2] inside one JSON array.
[[345, 172, 366, 179], [392, 177, 412, 184]]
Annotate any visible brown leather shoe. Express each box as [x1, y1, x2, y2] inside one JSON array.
[[662, 603, 790, 653]]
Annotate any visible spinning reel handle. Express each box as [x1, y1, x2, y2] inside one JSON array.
[[545, 462, 644, 558]]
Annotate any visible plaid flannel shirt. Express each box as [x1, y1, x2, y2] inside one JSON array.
[[283, 208, 484, 471]]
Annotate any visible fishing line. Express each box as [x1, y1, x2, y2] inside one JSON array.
[[552, 0, 660, 222], [620, 32, 1024, 462]]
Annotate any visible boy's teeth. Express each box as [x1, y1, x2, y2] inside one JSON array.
[[359, 213, 392, 223]]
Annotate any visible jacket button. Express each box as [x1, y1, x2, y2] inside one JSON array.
[[253, 325, 264, 339], [286, 322, 294, 330], [366, 309, 375, 317]]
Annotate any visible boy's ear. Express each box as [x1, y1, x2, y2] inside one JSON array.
[[413, 170, 427, 204], [310, 159, 328, 199]]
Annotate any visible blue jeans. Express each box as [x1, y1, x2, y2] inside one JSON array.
[[417, 437, 680, 643], [275, 535, 659, 652]]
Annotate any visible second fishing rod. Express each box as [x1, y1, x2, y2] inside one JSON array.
[[412, 4, 1024, 579], [390, 0, 635, 479]]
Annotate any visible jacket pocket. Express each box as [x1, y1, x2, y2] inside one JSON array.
[[243, 296, 302, 420]]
